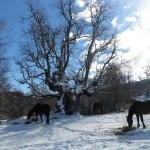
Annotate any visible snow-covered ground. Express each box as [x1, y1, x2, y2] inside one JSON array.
[[1, 112, 150, 150]]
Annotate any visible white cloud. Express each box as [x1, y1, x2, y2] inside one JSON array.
[[123, 3, 132, 10], [76, 0, 85, 7], [112, 17, 125, 30], [112, 16, 118, 27], [140, 9, 150, 30], [125, 16, 136, 23], [77, 0, 98, 22], [76, 0, 97, 8], [77, 7, 92, 22], [118, 3, 150, 79]]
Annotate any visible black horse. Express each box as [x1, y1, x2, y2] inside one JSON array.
[[126, 101, 150, 129], [93, 102, 103, 115], [27, 103, 50, 124]]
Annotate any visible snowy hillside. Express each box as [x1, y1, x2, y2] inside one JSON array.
[[1, 112, 150, 150]]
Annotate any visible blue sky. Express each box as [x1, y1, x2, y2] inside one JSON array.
[[113, 0, 150, 78], [0, 0, 150, 92]]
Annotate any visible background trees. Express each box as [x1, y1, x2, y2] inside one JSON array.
[[15, 0, 119, 114], [142, 66, 150, 96]]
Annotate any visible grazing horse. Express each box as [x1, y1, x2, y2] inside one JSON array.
[[126, 101, 150, 129], [27, 103, 50, 124], [93, 102, 103, 115]]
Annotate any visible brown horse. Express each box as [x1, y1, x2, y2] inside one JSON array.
[[126, 101, 150, 129], [93, 102, 103, 115], [27, 103, 50, 124]]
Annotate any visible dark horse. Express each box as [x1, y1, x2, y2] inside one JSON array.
[[93, 102, 103, 115], [27, 103, 50, 124], [127, 101, 150, 129]]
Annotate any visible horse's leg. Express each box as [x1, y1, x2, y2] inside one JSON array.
[[95, 109, 97, 115], [140, 115, 146, 129], [100, 105, 103, 114], [36, 112, 38, 122], [136, 114, 140, 127], [45, 113, 49, 124], [99, 108, 101, 114], [97, 108, 99, 115], [96, 109, 98, 115], [47, 114, 49, 124], [93, 108, 95, 115], [40, 114, 43, 123]]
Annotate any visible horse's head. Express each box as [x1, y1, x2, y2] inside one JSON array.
[[27, 110, 32, 120], [126, 116, 133, 127]]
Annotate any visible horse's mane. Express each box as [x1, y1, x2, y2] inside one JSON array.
[[128, 103, 136, 117]]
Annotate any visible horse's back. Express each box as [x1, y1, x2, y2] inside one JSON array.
[[34, 103, 42, 109], [93, 102, 102, 108], [42, 104, 50, 112], [34, 103, 50, 113], [133, 101, 150, 114]]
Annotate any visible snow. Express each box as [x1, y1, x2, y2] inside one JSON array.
[[1, 112, 150, 149], [133, 95, 150, 102], [56, 98, 65, 115]]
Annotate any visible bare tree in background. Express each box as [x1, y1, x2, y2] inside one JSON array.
[[101, 63, 124, 111], [16, 0, 119, 114], [143, 66, 150, 96], [144, 66, 150, 80]]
